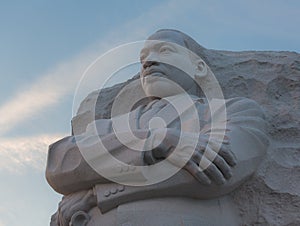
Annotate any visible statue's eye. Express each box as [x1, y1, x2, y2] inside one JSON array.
[[159, 46, 174, 53]]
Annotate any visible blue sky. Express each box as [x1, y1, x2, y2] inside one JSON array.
[[0, 0, 299, 225]]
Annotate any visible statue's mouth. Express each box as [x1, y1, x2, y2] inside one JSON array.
[[142, 66, 165, 77]]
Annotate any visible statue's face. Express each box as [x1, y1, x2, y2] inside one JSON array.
[[140, 31, 199, 98]]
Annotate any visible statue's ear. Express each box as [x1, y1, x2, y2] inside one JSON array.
[[194, 59, 208, 79]]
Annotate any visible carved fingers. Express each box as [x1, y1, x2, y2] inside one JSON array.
[[142, 128, 237, 185], [186, 135, 237, 185], [57, 189, 96, 226], [207, 136, 237, 167], [184, 161, 211, 185]]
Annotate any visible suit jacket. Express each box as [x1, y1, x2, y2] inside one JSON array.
[[46, 96, 269, 225]]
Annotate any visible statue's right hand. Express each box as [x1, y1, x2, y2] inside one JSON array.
[[57, 189, 97, 226], [183, 135, 237, 185]]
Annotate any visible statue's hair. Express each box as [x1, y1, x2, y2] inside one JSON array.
[[153, 29, 211, 67]]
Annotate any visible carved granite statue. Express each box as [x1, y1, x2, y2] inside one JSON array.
[[46, 29, 270, 226]]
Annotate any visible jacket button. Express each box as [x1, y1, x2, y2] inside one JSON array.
[[118, 185, 125, 192], [104, 190, 111, 197], [110, 187, 118, 194]]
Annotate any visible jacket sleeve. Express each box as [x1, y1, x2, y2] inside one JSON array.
[[187, 97, 269, 194], [45, 118, 148, 195], [201, 97, 269, 188]]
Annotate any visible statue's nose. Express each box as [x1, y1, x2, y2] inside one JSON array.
[[142, 60, 158, 69], [142, 50, 160, 69]]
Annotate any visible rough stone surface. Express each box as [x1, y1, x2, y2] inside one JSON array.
[[72, 48, 300, 225]]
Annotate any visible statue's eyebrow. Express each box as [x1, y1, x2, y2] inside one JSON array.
[[140, 42, 177, 58]]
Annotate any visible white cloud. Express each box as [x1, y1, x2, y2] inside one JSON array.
[[0, 206, 16, 226], [0, 56, 92, 136], [0, 0, 198, 136], [0, 134, 65, 173]]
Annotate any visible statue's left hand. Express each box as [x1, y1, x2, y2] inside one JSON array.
[[183, 134, 237, 185], [57, 189, 97, 226]]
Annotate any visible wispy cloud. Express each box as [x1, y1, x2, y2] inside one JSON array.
[[0, 206, 16, 226], [0, 56, 92, 136], [0, 0, 197, 136], [0, 134, 65, 173]]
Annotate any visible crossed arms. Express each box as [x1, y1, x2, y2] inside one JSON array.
[[46, 97, 269, 217]]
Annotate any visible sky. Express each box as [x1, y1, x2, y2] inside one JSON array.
[[0, 0, 299, 225]]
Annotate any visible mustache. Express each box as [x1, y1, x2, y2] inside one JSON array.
[[142, 66, 165, 77]]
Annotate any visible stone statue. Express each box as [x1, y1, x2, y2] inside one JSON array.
[[46, 29, 269, 226]]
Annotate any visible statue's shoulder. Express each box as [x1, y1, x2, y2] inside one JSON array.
[[225, 96, 259, 105], [193, 96, 258, 107], [224, 97, 263, 113], [193, 96, 264, 118]]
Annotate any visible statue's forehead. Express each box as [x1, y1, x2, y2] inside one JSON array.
[[140, 40, 189, 59], [146, 31, 186, 47], [142, 40, 176, 50], [141, 33, 187, 54]]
